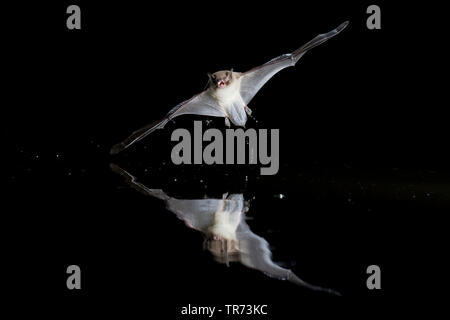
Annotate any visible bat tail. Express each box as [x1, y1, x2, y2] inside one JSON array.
[[292, 21, 349, 61], [287, 271, 342, 296], [110, 118, 169, 154]]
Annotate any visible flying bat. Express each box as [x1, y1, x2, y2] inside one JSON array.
[[110, 21, 349, 154], [111, 164, 341, 295]]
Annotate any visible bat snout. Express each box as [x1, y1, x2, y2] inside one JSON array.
[[217, 79, 226, 88]]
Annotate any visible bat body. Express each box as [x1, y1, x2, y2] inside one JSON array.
[[111, 21, 349, 154], [208, 72, 247, 127], [111, 164, 341, 295]]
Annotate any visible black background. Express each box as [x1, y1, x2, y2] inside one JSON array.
[[3, 0, 445, 317]]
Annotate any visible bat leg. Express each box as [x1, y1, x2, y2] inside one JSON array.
[[244, 105, 252, 116], [225, 117, 231, 127]]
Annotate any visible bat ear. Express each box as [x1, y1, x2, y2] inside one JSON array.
[[204, 74, 213, 90], [230, 68, 234, 73]]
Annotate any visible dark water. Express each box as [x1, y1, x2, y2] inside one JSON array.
[[3, 0, 445, 317], [6, 135, 446, 316]]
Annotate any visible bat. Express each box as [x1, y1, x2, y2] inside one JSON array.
[[110, 21, 349, 154], [111, 164, 341, 295]]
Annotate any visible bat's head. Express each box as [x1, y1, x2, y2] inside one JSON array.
[[208, 70, 234, 89]]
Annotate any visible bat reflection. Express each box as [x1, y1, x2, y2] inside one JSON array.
[[111, 164, 340, 296]]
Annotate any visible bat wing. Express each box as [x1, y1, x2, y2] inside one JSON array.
[[166, 198, 223, 232], [170, 194, 244, 232], [110, 90, 226, 154], [239, 21, 349, 105], [110, 164, 170, 199], [236, 221, 341, 295], [110, 164, 227, 232]]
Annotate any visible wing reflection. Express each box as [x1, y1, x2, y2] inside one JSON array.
[[111, 164, 340, 295]]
